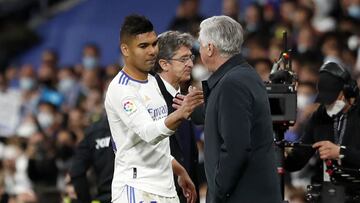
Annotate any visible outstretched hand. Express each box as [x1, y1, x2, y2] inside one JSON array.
[[173, 86, 203, 119]]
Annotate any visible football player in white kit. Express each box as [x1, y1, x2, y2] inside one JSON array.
[[104, 14, 203, 203]]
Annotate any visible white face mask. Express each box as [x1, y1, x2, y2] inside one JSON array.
[[326, 100, 346, 117], [192, 64, 211, 81], [19, 78, 35, 91], [37, 112, 54, 129], [58, 78, 75, 93]]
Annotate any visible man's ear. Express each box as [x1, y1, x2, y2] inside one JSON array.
[[158, 59, 169, 72], [120, 43, 129, 57], [207, 43, 215, 57]]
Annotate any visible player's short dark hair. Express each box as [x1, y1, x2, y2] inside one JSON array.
[[120, 14, 154, 44]]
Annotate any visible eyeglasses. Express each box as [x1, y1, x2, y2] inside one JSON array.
[[168, 55, 195, 64]]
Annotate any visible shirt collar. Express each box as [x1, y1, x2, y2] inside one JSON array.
[[160, 76, 180, 97], [207, 54, 246, 90]]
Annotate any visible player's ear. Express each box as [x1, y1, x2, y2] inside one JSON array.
[[120, 43, 129, 57]]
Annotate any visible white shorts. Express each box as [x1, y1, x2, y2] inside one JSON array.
[[113, 185, 179, 203]]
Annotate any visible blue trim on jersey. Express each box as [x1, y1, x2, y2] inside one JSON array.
[[131, 186, 136, 203], [120, 70, 148, 84]]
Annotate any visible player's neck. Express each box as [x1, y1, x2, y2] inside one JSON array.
[[122, 66, 148, 81]]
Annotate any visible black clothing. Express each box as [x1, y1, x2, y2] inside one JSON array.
[[70, 116, 114, 203], [284, 100, 360, 181], [155, 74, 199, 203], [27, 141, 60, 203], [202, 54, 282, 203]]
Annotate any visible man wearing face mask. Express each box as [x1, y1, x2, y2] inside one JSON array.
[[284, 62, 360, 196], [82, 44, 101, 70]]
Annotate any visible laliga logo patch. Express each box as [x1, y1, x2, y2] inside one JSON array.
[[123, 100, 137, 114]]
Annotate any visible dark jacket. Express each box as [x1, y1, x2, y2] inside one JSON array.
[[155, 74, 200, 203], [284, 100, 360, 182], [202, 54, 282, 203], [70, 116, 114, 203]]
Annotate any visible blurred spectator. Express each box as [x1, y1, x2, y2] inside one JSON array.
[[294, 26, 322, 62], [2, 143, 35, 202], [67, 108, 87, 143], [70, 116, 114, 203], [280, 0, 296, 27], [16, 115, 39, 139], [0, 72, 22, 137], [312, 0, 337, 33], [82, 44, 102, 71], [57, 67, 83, 111], [251, 58, 272, 82], [191, 59, 211, 88], [243, 3, 267, 35], [82, 89, 103, 123], [80, 68, 101, 97], [168, 0, 205, 37], [18, 64, 40, 121], [297, 62, 319, 83], [5, 66, 19, 89], [285, 81, 318, 142], [26, 132, 60, 203], [55, 129, 77, 193], [243, 33, 269, 60], [320, 32, 344, 64], [292, 5, 313, 30], [104, 64, 119, 79], [36, 102, 62, 137], [222, 0, 240, 21], [340, 0, 360, 20], [37, 49, 59, 90], [41, 49, 58, 69]]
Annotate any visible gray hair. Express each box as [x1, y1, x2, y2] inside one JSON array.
[[198, 15, 244, 57], [154, 31, 194, 73]]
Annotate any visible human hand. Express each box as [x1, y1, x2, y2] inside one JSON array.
[[176, 86, 203, 119], [177, 172, 197, 203], [172, 94, 185, 110], [312, 141, 340, 160]]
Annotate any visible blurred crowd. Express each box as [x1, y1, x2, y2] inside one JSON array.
[[0, 0, 359, 202]]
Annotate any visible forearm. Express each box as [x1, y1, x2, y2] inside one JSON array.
[[165, 110, 185, 131], [172, 159, 187, 177]]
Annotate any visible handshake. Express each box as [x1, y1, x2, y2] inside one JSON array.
[[172, 86, 204, 120]]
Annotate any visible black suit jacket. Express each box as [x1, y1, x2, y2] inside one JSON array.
[[155, 74, 200, 203], [202, 54, 282, 203]]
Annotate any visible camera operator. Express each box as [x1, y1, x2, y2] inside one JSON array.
[[284, 62, 360, 200]]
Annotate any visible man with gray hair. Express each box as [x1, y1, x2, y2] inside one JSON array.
[[199, 16, 282, 202], [154, 30, 199, 203]]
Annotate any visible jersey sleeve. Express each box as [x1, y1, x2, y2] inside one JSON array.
[[105, 86, 174, 145]]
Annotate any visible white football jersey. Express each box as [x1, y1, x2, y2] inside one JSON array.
[[104, 71, 177, 201]]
